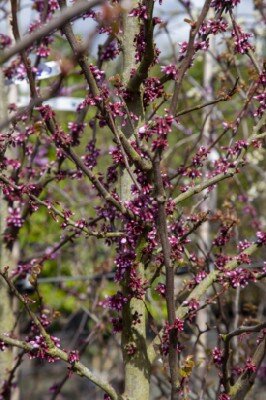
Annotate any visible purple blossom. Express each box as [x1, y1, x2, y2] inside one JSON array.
[[212, 347, 223, 365], [161, 64, 178, 79], [257, 231, 266, 244], [107, 165, 118, 184], [213, 226, 233, 247], [236, 252, 251, 265], [0, 34, 12, 49], [108, 101, 125, 118], [110, 146, 124, 166], [150, 114, 175, 151], [184, 298, 200, 312], [111, 317, 123, 333], [195, 270, 207, 283], [173, 318, 184, 331], [125, 343, 137, 355], [6, 207, 23, 228], [199, 19, 228, 35], [155, 283, 166, 297], [143, 77, 164, 106], [244, 357, 256, 373], [232, 24, 253, 54], [134, 28, 146, 62], [28, 334, 60, 363], [34, 0, 59, 14], [195, 39, 209, 51], [28, 19, 42, 33], [77, 95, 97, 111], [178, 41, 188, 55], [192, 146, 209, 167], [129, 3, 148, 20], [0, 340, 6, 351], [81, 140, 100, 169], [132, 311, 142, 325], [68, 350, 80, 364], [129, 268, 146, 299], [100, 291, 128, 311], [68, 122, 86, 146], [237, 240, 251, 252], [48, 0, 59, 12], [100, 41, 120, 61], [36, 44, 50, 58], [89, 65, 105, 82], [224, 268, 255, 288], [38, 105, 55, 121], [211, 0, 240, 11], [161, 319, 184, 355], [254, 92, 266, 118], [259, 72, 266, 86], [68, 122, 86, 135], [219, 395, 231, 400]]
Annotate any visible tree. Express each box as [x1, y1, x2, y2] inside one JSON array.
[[0, 1, 265, 399]]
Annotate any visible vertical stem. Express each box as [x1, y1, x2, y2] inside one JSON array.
[[154, 157, 178, 400], [0, 5, 20, 396], [120, 3, 150, 399], [0, 71, 18, 398], [121, 246, 150, 400], [122, 1, 140, 85], [195, 12, 215, 390]]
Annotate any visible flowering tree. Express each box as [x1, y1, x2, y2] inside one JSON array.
[[0, 0, 265, 399]]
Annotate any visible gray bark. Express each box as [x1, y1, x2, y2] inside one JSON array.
[[0, 71, 16, 385], [120, 4, 150, 399]]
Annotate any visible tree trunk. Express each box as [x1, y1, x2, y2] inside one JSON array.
[[0, 71, 16, 386], [0, 70, 20, 400], [120, 4, 150, 399]]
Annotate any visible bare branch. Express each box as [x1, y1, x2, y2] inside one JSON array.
[[170, 0, 212, 115]]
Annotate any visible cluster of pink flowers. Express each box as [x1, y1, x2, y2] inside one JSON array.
[[68, 350, 80, 364], [89, 65, 105, 83], [155, 282, 166, 297], [254, 92, 266, 118], [257, 231, 266, 244], [0, 340, 6, 352], [161, 318, 184, 355], [128, 268, 146, 299], [143, 77, 164, 105], [129, 2, 148, 20], [232, 24, 253, 54], [100, 41, 120, 61], [219, 394, 231, 400], [6, 207, 24, 228], [211, 0, 241, 11], [223, 268, 256, 288], [161, 64, 178, 79], [100, 291, 128, 311], [0, 34, 12, 49], [82, 140, 100, 169], [28, 334, 61, 363], [199, 19, 228, 35], [68, 122, 86, 146], [34, 0, 59, 14], [212, 347, 223, 365], [134, 27, 147, 63]]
